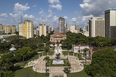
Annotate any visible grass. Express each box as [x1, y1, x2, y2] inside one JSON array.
[[14, 51, 54, 66], [14, 66, 91, 77], [47, 59, 70, 66], [14, 67, 49, 77], [67, 66, 91, 77], [63, 51, 84, 60]]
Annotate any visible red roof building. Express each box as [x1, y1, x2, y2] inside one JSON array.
[[50, 33, 66, 43]]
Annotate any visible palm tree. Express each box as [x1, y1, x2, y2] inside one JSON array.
[[83, 48, 89, 65], [43, 56, 49, 75], [64, 66, 71, 74]]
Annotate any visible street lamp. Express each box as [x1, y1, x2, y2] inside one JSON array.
[[45, 60, 47, 75]]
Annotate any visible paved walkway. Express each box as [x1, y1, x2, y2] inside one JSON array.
[[25, 44, 84, 77]]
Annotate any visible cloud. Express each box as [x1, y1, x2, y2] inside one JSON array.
[[53, 15, 58, 21], [48, 0, 60, 4], [39, 9, 44, 14], [0, 18, 6, 21], [0, 13, 8, 17], [81, 14, 93, 22], [80, 0, 116, 16], [9, 3, 30, 24], [64, 16, 68, 19], [47, 10, 53, 18], [50, 4, 62, 11], [23, 14, 35, 19], [14, 3, 30, 13], [33, 5, 36, 7]]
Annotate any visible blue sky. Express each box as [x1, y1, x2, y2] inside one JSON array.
[[0, 0, 116, 29]]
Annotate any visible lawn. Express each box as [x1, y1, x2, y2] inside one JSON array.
[[67, 66, 91, 77], [14, 67, 49, 77], [14, 66, 91, 77], [14, 51, 54, 66], [62, 51, 84, 60]]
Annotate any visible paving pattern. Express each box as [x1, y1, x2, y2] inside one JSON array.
[[25, 44, 84, 77]]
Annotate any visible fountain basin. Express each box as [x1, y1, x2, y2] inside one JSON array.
[[52, 59, 64, 64]]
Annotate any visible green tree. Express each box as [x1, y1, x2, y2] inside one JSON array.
[[85, 48, 116, 77], [83, 48, 89, 64], [43, 56, 50, 75], [15, 47, 35, 62], [64, 67, 71, 74], [3, 71, 14, 77], [44, 46, 50, 52]]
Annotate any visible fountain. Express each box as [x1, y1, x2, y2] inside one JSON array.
[[52, 41, 64, 64]]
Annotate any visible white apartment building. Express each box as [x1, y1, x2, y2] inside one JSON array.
[[89, 17, 105, 37], [39, 22, 47, 36], [69, 25, 80, 33]]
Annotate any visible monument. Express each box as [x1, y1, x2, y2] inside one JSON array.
[[52, 41, 64, 64]]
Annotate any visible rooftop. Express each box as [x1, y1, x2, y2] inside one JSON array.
[[91, 47, 114, 51], [74, 44, 88, 46], [51, 33, 66, 36]]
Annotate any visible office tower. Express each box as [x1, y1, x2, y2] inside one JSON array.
[[65, 23, 68, 33], [105, 9, 116, 38], [47, 26, 53, 33], [83, 24, 89, 32], [19, 20, 33, 39], [19, 23, 25, 37], [69, 25, 80, 33], [39, 22, 47, 36], [59, 17, 65, 33], [34, 27, 39, 36], [89, 17, 105, 37], [5, 25, 16, 34], [54, 27, 59, 34], [0, 24, 3, 30]]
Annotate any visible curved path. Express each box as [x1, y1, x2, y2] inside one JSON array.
[[26, 44, 84, 77]]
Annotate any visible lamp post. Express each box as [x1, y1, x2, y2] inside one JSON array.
[[45, 60, 47, 75]]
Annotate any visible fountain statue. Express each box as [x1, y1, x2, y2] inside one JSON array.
[[52, 41, 64, 64]]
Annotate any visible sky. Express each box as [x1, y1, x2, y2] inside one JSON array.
[[0, 0, 116, 29]]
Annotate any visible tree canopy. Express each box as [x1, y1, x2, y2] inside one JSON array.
[[85, 48, 116, 77]]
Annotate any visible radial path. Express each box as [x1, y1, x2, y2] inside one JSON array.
[[32, 44, 84, 77]]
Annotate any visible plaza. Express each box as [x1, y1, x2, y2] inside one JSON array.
[[25, 44, 84, 77]]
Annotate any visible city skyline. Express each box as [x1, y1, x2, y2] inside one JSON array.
[[0, 0, 116, 29]]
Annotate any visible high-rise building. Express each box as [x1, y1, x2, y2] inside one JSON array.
[[65, 23, 68, 33], [5, 25, 16, 34], [105, 9, 116, 38], [54, 27, 59, 34], [69, 25, 80, 33], [19, 23, 25, 37], [39, 22, 53, 36], [59, 17, 65, 33], [0, 24, 3, 30], [39, 22, 47, 36], [47, 26, 53, 33], [83, 24, 89, 32], [34, 27, 39, 36], [89, 17, 105, 37], [19, 20, 33, 39]]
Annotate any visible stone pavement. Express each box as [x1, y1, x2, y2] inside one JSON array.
[[25, 44, 84, 77]]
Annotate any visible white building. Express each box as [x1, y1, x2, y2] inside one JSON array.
[[89, 17, 105, 37], [34, 27, 39, 36], [39, 22, 47, 36], [69, 25, 80, 33], [72, 44, 89, 53], [47, 26, 53, 33], [0, 34, 16, 43]]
